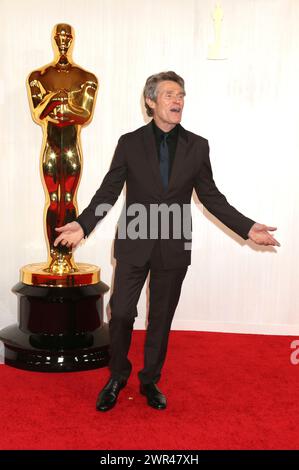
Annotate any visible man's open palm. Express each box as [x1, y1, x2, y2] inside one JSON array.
[[248, 223, 280, 247]]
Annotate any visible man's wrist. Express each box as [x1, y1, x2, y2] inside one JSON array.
[[247, 222, 256, 238], [76, 218, 88, 239]]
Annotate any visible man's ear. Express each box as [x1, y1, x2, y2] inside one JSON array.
[[146, 97, 155, 112]]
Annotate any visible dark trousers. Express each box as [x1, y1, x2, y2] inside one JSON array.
[[108, 240, 188, 384]]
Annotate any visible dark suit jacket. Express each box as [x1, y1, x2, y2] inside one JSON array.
[[76, 122, 255, 268]]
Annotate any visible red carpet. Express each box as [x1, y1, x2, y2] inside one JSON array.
[[0, 331, 298, 450]]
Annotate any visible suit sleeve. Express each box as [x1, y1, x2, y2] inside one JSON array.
[[194, 140, 255, 240], [76, 136, 127, 238]]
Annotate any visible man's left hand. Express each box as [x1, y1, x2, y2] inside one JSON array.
[[248, 223, 280, 247]]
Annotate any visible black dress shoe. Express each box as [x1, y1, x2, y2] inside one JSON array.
[[96, 378, 127, 412], [140, 383, 167, 410]]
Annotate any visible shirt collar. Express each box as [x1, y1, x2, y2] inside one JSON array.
[[152, 119, 179, 139]]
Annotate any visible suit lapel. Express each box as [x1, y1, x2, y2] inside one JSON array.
[[142, 122, 189, 195], [167, 124, 188, 193]]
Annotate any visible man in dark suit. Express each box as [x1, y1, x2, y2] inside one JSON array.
[[54, 71, 280, 411]]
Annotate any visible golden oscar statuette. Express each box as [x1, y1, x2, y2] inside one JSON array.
[[207, 3, 228, 60], [0, 24, 109, 371]]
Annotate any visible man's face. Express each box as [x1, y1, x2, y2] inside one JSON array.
[[146, 80, 185, 131]]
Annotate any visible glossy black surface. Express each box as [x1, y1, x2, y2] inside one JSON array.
[[0, 281, 111, 372]]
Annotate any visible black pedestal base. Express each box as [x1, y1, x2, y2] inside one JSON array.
[[0, 281, 111, 372]]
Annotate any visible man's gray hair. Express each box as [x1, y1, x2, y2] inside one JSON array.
[[143, 71, 185, 117]]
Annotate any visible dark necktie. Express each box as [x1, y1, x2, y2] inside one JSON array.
[[159, 133, 169, 190]]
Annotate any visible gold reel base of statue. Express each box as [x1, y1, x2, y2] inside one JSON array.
[[20, 262, 100, 287]]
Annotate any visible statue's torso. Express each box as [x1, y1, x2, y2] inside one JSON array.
[[30, 64, 97, 93]]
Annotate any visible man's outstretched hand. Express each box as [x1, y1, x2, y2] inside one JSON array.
[[54, 221, 84, 249], [248, 223, 280, 247]]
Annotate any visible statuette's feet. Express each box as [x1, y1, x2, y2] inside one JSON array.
[[46, 249, 78, 274]]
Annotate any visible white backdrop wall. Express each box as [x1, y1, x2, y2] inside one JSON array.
[[0, 0, 298, 335]]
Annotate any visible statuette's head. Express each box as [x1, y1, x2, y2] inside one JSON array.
[[52, 23, 74, 58]]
